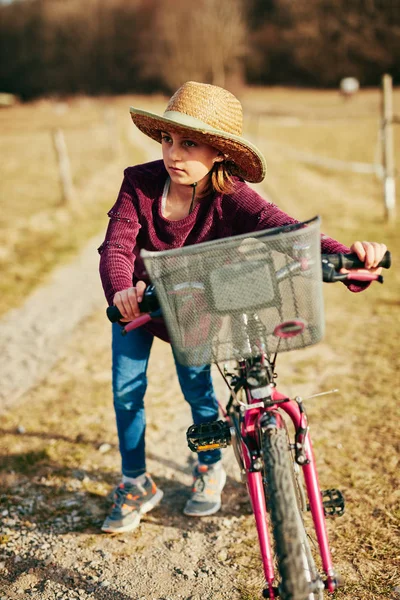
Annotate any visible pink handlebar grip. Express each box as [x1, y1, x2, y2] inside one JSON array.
[[347, 272, 382, 282], [123, 314, 152, 333]]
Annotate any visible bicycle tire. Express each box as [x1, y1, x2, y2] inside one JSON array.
[[291, 463, 324, 600], [262, 425, 323, 600]]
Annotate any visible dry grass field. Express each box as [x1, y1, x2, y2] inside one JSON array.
[[1, 87, 399, 600], [0, 94, 165, 316]]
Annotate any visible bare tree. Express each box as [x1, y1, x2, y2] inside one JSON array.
[[139, 0, 247, 92], [246, 0, 400, 87], [0, 0, 146, 97], [2, 0, 398, 98]]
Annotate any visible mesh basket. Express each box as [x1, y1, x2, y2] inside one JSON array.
[[141, 217, 324, 366]]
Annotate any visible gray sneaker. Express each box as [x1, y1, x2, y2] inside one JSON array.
[[101, 474, 163, 533], [184, 462, 226, 517]]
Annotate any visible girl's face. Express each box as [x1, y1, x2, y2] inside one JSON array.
[[161, 131, 222, 188]]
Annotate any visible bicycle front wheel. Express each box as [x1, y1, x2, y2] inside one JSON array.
[[262, 425, 323, 600]]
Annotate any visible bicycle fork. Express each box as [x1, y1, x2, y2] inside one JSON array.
[[244, 397, 339, 597], [246, 467, 276, 594], [240, 411, 278, 598], [186, 397, 340, 597]]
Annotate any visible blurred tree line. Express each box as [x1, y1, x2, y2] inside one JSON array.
[[0, 0, 399, 99]]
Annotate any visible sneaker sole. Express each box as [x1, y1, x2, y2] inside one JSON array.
[[183, 469, 227, 517], [101, 488, 164, 534], [183, 500, 222, 517]]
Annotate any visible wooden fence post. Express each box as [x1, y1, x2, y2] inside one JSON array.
[[381, 74, 396, 221], [52, 128, 75, 208]]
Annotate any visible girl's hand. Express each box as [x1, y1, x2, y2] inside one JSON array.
[[346, 241, 388, 273], [113, 281, 147, 322]]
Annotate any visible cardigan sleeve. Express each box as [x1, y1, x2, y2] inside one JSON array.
[[98, 172, 142, 306]]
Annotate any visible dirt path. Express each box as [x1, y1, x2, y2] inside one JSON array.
[[2, 285, 397, 600], [0, 135, 160, 413], [0, 307, 247, 600], [0, 234, 104, 412]]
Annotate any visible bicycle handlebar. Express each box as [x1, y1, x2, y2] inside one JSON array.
[[106, 285, 158, 323], [321, 250, 391, 271], [106, 252, 391, 323], [321, 250, 391, 283]]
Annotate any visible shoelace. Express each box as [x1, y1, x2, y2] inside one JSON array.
[[112, 484, 142, 512]]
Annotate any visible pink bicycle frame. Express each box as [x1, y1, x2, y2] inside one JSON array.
[[222, 387, 337, 598]]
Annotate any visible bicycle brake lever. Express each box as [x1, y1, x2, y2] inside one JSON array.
[[345, 272, 384, 283], [121, 309, 162, 336], [322, 262, 347, 282]]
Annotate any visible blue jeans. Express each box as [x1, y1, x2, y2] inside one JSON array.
[[112, 323, 221, 477]]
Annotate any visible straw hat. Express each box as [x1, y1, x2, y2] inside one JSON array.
[[129, 81, 266, 183]]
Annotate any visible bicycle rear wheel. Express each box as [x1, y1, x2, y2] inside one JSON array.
[[262, 425, 323, 600]]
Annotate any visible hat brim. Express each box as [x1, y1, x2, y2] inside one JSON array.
[[129, 107, 266, 184]]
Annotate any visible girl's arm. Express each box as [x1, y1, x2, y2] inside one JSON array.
[[229, 184, 387, 291], [98, 174, 142, 307]]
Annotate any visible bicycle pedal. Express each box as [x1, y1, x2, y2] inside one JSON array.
[[321, 488, 345, 516], [186, 420, 232, 453]]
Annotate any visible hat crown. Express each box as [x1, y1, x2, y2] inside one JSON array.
[[165, 81, 243, 137]]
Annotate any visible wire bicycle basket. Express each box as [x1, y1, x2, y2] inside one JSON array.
[[141, 216, 324, 366]]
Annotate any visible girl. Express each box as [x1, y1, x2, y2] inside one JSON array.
[[99, 81, 386, 534]]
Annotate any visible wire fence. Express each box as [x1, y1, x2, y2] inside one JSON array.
[[245, 74, 398, 221]]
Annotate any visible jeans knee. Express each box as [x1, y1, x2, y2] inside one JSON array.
[[177, 366, 212, 396], [183, 382, 218, 420], [113, 381, 147, 412]]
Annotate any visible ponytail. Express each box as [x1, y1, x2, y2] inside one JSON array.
[[198, 161, 235, 198]]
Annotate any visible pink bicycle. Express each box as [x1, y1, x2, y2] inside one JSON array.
[[107, 217, 390, 600]]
